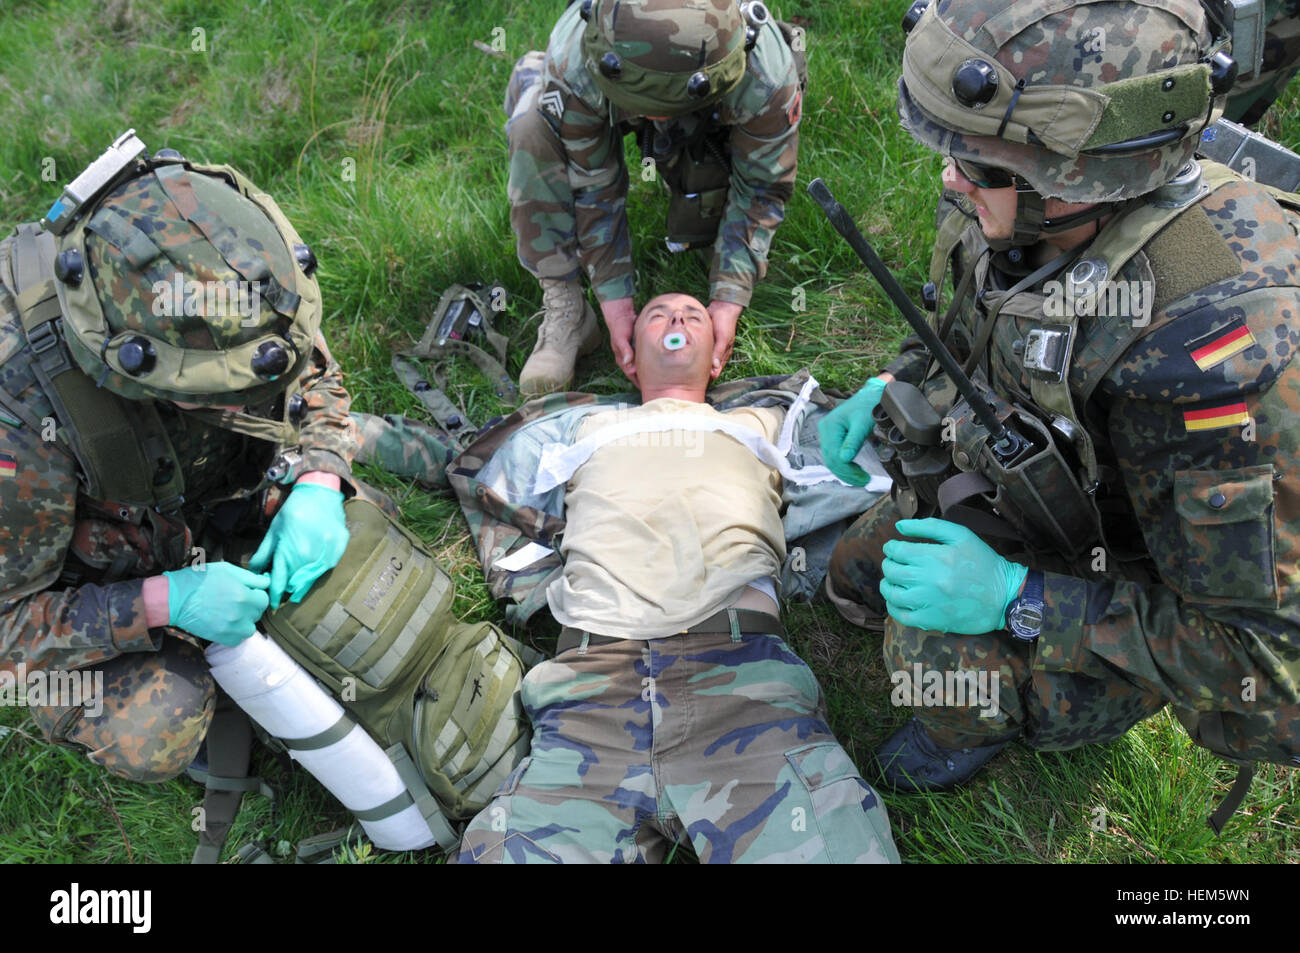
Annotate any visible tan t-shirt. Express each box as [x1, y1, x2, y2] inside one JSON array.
[[546, 398, 786, 638]]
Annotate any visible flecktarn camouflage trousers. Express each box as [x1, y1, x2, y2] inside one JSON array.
[[28, 633, 214, 783], [457, 630, 899, 864]]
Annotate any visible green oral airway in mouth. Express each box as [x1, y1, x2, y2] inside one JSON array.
[[664, 333, 686, 350]]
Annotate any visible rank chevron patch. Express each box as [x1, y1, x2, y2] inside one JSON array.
[[539, 89, 565, 120]]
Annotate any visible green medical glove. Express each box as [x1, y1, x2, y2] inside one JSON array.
[[164, 563, 271, 646], [818, 376, 889, 486], [878, 518, 1029, 634], [249, 482, 349, 610]]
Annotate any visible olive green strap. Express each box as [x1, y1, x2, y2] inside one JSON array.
[[963, 250, 1071, 379], [385, 743, 459, 848], [351, 790, 416, 823], [233, 843, 277, 864], [278, 714, 355, 752], [11, 223, 50, 295], [293, 825, 368, 864], [395, 284, 517, 450], [191, 694, 277, 865], [392, 353, 478, 451]]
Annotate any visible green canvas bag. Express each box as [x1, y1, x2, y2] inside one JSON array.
[[259, 497, 539, 822], [195, 497, 540, 860]]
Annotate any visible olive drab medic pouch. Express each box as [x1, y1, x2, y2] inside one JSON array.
[[658, 126, 733, 251], [254, 498, 540, 841]]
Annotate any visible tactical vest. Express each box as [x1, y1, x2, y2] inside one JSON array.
[[925, 160, 1300, 562]]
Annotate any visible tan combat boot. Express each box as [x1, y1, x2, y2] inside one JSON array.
[[519, 278, 602, 398]]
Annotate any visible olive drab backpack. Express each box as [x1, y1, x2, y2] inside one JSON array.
[[191, 498, 542, 863]]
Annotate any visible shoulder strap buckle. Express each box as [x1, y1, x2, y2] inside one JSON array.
[[26, 317, 78, 380]]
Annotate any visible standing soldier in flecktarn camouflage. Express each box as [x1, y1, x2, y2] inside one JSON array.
[[0, 134, 358, 782], [821, 0, 1300, 829], [503, 0, 805, 397]]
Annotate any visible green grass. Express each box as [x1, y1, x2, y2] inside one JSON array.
[[1, 0, 1298, 864]]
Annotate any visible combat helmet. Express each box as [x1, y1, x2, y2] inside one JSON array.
[[897, 0, 1239, 245], [579, 0, 748, 116], [40, 130, 321, 438]]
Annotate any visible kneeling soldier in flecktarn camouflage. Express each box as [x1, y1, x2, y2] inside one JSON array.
[[0, 133, 363, 782], [503, 0, 805, 397], [456, 293, 899, 864], [821, 0, 1300, 830]]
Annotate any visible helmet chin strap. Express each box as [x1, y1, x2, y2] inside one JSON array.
[[176, 405, 296, 445], [985, 179, 1045, 252], [986, 175, 1120, 251]]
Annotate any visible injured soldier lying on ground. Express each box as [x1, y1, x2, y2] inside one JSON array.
[[455, 292, 900, 864]]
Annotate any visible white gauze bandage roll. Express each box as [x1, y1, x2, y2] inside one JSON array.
[[205, 633, 438, 851]]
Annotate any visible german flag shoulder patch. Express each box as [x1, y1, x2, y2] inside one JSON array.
[[0, 451, 16, 479], [1186, 320, 1257, 372], [1183, 400, 1251, 433]]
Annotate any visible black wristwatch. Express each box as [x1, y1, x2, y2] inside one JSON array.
[[1005, 570, 1045, 642]]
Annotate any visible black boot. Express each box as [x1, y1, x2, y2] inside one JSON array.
[[875, 717, 1012, 792]]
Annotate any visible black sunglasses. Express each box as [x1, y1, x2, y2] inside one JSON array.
[[950, 156, 1016, 190]]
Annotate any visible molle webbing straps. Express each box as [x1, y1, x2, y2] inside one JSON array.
[[391, 354, 480, 452], [190, 692, 277, 864], [384, 744, 460, 848], [11, 224, 185, 510], [257, 498, 537, 840], [394, 285, 516, 450]]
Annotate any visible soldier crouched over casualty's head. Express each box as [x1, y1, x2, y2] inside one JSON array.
[[456, 292, 900, 864], [820, 0, 1300, 823], [502, 0, 805, 397], [0, 131, 377, 783]]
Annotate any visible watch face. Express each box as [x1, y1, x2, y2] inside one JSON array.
[[1009, 602, 1043, 640]]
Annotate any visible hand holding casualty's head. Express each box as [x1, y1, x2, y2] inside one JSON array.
[[633, 293, 716, 402]]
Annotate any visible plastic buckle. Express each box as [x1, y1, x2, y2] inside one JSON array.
[[153, 493, 186, 515], [27, 320, 61, 356]]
